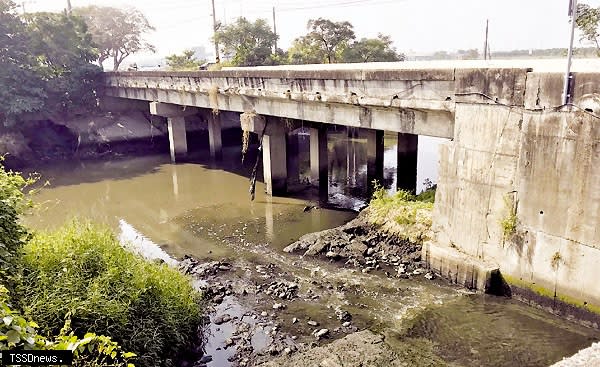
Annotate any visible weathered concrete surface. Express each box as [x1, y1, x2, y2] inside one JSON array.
[[101, 61, 600, 318], [551, 342, 600, 367], [103, 66, 456, 139], [429, 68, 600, 320]]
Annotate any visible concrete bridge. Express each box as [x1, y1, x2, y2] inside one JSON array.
[[102, 59, 600, 325]]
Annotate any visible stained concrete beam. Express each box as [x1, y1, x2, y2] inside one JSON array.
[[150, 102, 199, 118]]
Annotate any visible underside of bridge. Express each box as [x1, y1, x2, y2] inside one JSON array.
[[101, 63, 600, 325]]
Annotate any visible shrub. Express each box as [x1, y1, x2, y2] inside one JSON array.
[[17, 221, 203, 367], [0, 161, 36, 291]]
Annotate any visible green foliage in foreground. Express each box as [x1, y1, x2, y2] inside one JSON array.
[[0, 161, 36, 291], [1, 285, 136, 367], [16, 222, 203, 367]]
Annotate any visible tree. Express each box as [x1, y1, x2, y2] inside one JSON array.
[[457, 49, 479, 59], [165, 49, 204, 70], [0, 1, 102, 125], [342, 34, 404, 63], [576, 3, 600, 56], [288, 36, 327, 65], [24, 12, 101, 115], [214, 17, 278, 66], [74, 6, 155, 70], [0, 0, 46, 125], [289, 18, 355, 64]]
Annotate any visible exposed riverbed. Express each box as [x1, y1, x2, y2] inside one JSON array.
[[23, 137, 600, 367]]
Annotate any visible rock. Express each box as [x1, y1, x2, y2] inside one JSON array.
[[292, 317, 298, 324], [213, 314, 231, 325], [424, 272, 435, 280], [314, 328, 330, 339], [199, 355, 213, 364], [335, 308, 352, 322], [413, 268, 425, 275], [284, 347, 292, 355], [261, 311, 268, 317], [308, 320, 319, 326], [342, 321, 351, 327], [273, 303, 284, 310], [224, 338, 235, 347], [347, 240, 368, 257], [366, 247, 376, 256], [326, 251, 340, 260]]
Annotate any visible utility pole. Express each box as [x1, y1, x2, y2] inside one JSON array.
[[273, 6, 278, 52], [563, 0, 578, 105], [483, 19, 489, 60], [211, 0, 220, 63], [66, 0, 72, 15]]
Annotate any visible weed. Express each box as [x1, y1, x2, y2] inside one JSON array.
[[500, 194, 518, 240], [17, 221, 203, 367]]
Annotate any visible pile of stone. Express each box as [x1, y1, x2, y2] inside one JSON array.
[[284, 217, 427, 277], [199, 282, 233, 304], [258, 281, 299, 300], [179, 256, 232, 278]]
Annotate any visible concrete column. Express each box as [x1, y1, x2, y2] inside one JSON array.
[[310, 125, 328, 200], [263, 126, 287, 196], [286, 132, 300, 186], [365, 129, 384, 189], [150, 102, 198, 163], [208, 112, 222, 160], [397, 133, 418, 194], [167, 116, 187, 163]]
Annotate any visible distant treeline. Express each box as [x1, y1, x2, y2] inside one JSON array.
[[415, 47, 599, 61]]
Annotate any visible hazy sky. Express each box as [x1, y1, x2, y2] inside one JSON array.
[[26, 0, 600, 62]]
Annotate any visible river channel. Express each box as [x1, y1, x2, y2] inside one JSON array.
[[23, 133, 599, 367]]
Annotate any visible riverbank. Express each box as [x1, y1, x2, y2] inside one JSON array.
[[0, 112, 169, 169], [23, 153, 600, 367]]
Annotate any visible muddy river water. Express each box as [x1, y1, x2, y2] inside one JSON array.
[[24, 133, 599, 367]]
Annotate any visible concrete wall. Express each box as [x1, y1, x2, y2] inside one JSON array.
[[428, 70, 600, 322]]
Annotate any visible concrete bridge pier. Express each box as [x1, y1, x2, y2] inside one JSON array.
[[286, 132, 300, 186], [262, 119, 288, 195], [365, 129, 384, 190], [150, 102, 197, 163], [207, 112, 223, 160], [397, 133, 418, 194], [310, 125, 329, 201], [241, 113, 289, 195]]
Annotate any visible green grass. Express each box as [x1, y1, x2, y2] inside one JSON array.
[[17, 221, 204, 367], [367, 184, 435, 244]]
